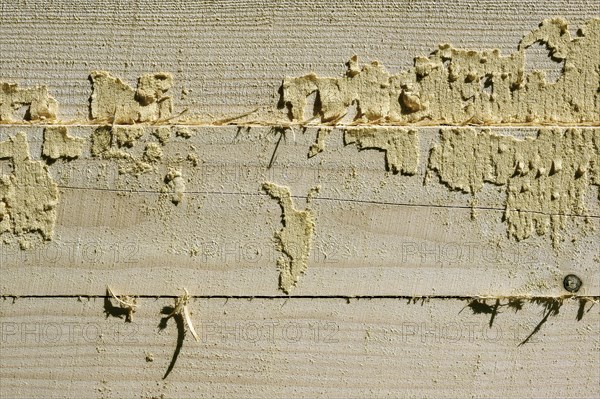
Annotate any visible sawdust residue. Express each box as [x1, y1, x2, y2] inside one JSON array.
[[428, 127, 600, 245], [0, 132, 58, 248], [281, 18, 599, 125], [90, 126, 112, 157], [89, 71, 173, 124], [0, 82, 58, 122], [344, 127, 419, 174], [42, 127, 84, 160], [263, 182, 315, 293]]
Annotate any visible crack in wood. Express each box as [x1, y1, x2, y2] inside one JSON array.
[[3, 294, 598, 300]]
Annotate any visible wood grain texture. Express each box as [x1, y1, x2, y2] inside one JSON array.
[[1, 0, 598, 120], [1, 125, 598, 297], [1, 1, 599, 397], [1, 297, 598, 398]]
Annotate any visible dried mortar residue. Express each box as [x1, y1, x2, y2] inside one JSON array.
[[0, 132, 58, 248], [0, 82, 58, 122], [428, 127, 600, 246], [344, 127, 419, 174], [262, 182, 315, 293], [282, 18, 599, 124], [42, 127, 85, 160], [89, 71, 173, 124]]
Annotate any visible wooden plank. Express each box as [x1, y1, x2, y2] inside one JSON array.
[[1, 126, 598, 296], [1, 297, 598, 398], [0, 0, 597, 120], [1, 1, 599, 397]]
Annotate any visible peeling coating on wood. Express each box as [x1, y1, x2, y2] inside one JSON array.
[[282, 18, 600, 125], [0, 19, 596, 128], [42, 126, 85, 160], [143, 142, 164, 163], [344, 127, 419, 175], [113, 125, 145, 148], [262, 182, 315, 293], [163, 168, 186, 205], [428, 127, 600, 245], [89, 71, 173, 124], [0, 15, 596, 294], [90, 126, 153, 176], [153, 126, 172, 145], [1, 3, 599, 397], [0, 132, 58, 248], [308, 127, 332, 158], [0, 82, 58, 122]]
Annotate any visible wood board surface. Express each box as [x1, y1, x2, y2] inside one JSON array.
[[1, 125, 598, 297], [1, 0, 598, 120], [1, 297, 599, 398], [1, 1, 599, 398]]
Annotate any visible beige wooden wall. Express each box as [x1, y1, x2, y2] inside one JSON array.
[[1, 1, 599, 398]]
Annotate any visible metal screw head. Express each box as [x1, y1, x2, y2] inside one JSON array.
[[563, 274, 582, 293]]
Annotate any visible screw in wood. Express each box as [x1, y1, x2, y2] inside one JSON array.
[[563, 274, 582, 293]]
